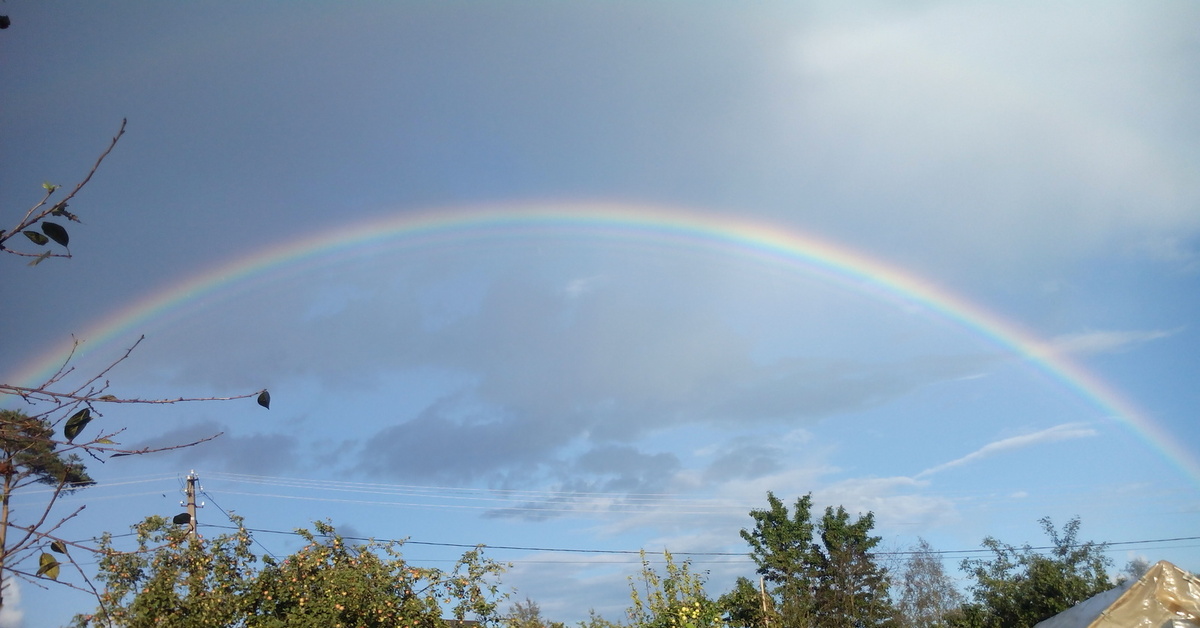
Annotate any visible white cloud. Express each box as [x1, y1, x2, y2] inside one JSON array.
[[775, 3, 1200, 273], [0, 579, 23, 628], [564, 275, 608, 298], [1048, 329, 1176, 356], [916, 423, 1098, 479]]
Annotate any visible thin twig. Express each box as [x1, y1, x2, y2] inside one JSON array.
[[3, 119, 127, 251]]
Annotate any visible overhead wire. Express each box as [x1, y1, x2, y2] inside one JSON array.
[[196, 521, 1200, 564]]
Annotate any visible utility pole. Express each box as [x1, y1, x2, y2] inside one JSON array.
[[760, 576, 770, 628], [181, 470, 203, 538]]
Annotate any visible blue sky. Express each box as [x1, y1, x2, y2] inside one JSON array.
[[3, 2, 1200, 626]]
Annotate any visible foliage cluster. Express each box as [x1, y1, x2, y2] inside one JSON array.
[[576, 500, 1113, 628], [72, 517, 509, 627], [738, 492, 893, 628], [626, 550, 721, 628], [953, 516, 1111, 628], [57, 489, 1122, 628]]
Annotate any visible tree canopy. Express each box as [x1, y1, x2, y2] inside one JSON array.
[[955, 516, 1111, 628], [740, 492, 894, 628], [72, 517, 509, 628]]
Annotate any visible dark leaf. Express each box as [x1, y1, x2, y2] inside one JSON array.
[[50, 540, 67, 554], [37, 553, 60, 580], [41, 221, 69, 247], [51, 202, 80, 222], [109, 453, 132, 458], [97, 395, 118, 401], [28, 251, 53, 267], [64, 408, 92, 441], [257, 390, 271, 409], [173, 513, 191, 525], [23, 230, 49, 246]]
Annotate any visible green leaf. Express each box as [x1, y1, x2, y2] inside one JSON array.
[[97, 394, 118, 401], [28, 251, 53, 267], [41, 221, 69, 247], [96, 438, 117, 445], [37, 553, 60, 580], [50, 540, 67, 554], [64, 408, 92, 441], [23, 230, 49, 245], [257, 390, 271, 409], [42, 181, 59, 192]]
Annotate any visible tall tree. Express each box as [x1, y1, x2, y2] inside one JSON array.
[[813, 506, 894, 628], [740, 494, 896, 628], [896, 538, 963, 628], [740, 492, 818, 627], [956, 516, 1111, 628]]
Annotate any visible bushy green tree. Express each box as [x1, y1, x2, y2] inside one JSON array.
[[72, 517, 509, 627], [740, 492, 818, 626], [716, 576, 768, 628], [740, 493, 896, 628], [955, 516, 1111, 628], [70, 514, 257, 627], [813, 506, 894, 628]]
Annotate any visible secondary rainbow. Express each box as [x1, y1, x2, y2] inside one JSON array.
[[8, 202, 1198, 483]]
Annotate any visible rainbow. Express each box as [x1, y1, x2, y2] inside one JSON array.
[[7, 202, 1198, 482]]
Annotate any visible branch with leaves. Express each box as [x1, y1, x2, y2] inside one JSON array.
[[1, 118, 125, 265], [1, 120, 271, 611]]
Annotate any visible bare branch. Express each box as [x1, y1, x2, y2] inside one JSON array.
[[1, 385, 264, 406], [2, 119, 127, 253]]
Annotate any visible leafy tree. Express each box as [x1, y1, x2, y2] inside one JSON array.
[[895, 538, 963, 628], [740, 493, 896, 628], [813, 506, 894, 628], [1, 120, 268, 607], [626, 550, 720, 628], [0, 409, 95, 599], [740, 491, 818, 627], [72, 514, 258, 627], [716, 576, 768, 628], [955, 516, 1111, 628], [73, 517, 510, 627]]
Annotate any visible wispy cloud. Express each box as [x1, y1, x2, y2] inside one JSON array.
[[1048, 329, 1176, 355], [564, 275, 608, 298], [916, 423, 1097, 479]]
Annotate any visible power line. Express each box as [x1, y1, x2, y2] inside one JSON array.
[[201, 488, 278, 560], [197, 522, 1200, 562]]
